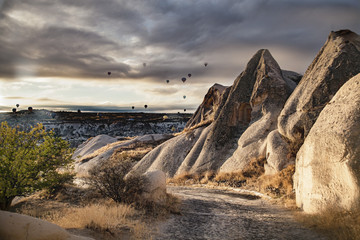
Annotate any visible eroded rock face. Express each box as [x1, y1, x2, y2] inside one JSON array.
[[278, 30, 360, 146], [0, 210, 93, 240], [185, 84, 228, 129], [294, 74, 360, 213], [73, 135, 117, 161], [132, 49, 298, 177], [131, 127, 206, 177], [73, 134, 173, 177], [220, 50, 294, 172]]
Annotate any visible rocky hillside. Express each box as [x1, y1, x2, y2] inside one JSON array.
[[0, 111, 190, 147]]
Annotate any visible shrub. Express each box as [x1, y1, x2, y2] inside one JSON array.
[[258, 164, 295, 198], [88, 160, 145, 204], [0, 122, 74, 210]]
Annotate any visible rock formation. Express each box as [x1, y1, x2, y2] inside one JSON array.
[[0, 210, 93, 240], [132, 49, 298, 177], [263, 130, 292, 175], [294, 74, 360, 213], [185, 83, 229, 129], [278, 30, 360, 148], [220, 50, 294, 172], [73, 134, 173, 177], [131, 127, 207, 177]]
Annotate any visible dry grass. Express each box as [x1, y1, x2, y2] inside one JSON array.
[[256, 164, 295, 207], [214, 157, 266, 187], [168, 157, 266, 188], [48, 202, 149, 239], [184, 119, 214, 131], [167, 170, 216, 186], [12, 183, 181, 239], [295, 207, 360, 240]]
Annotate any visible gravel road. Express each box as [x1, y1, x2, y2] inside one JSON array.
[[153, 186, 328, 240]]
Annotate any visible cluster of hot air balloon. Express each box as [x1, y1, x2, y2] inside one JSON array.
[[11, 104, 35, 113], [104, 61, 208, 113]]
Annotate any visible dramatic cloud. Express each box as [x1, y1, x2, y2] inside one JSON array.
[[0, 0, 359, 111]]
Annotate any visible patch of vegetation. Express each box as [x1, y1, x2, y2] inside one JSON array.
[[295, 206, 360, 240], [87, 160, 145, 205], [257, 164, 295, 199], [0, 122, 74, 210], [168, 157, 266, 188]]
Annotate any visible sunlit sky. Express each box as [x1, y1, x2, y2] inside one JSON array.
[[1, 0, 359, 113]]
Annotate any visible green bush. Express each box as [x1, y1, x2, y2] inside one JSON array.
[[0, 122, 74, 210], [88, 160, 145, 204]]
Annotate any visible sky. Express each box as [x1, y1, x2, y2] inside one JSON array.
[[0, 0, 359, 113]]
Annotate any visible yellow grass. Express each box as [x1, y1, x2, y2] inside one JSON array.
[[295, 207, 360, 240], [48, 202, 149, 239]]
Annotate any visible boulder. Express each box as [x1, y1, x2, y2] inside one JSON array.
[[278, 30, 360, 147], [74, 134, 173, 177], [294, 74, 360, 213], [220, 50, 294, 172], [264, 130, 292, 175], [142, 170, 167, 203], [0, 210, 93, 240]]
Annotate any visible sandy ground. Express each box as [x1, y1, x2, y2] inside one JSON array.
[[152, 186, 328, 240]]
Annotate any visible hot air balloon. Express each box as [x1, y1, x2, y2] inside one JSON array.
[[204, 62, 208, 67], [16, 104, 19, 108], [77, 109, 81, 113], [183, 95, 186, 99], [143, 63, 146, 67], [163, 115, 169, 120], [188, 73, 192, 77], [144, 105, 148, 109], [184, 109, 186, 112], [12, 108, 16, 113], [132, 106, 135, 109], [166, 80, 170, 84], [28, 107, 33, 112], [181, 77, 186, 83], [107, 72, 111, 76]]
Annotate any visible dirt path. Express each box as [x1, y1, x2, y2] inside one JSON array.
[[153, 186, 327, 240]]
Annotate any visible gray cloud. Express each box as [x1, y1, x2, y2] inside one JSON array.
[[0, 0, 359, 85]]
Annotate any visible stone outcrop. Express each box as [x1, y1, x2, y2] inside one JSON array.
[[132, 49, 298, 177], [220, 50, 294, 172], [263, 130, 292, 175], [278, 30, 360, 147], [131, 127, 207, 177], [73, 135, 117, 161], [73, 134, 173, 177], [294, 74, 360, 213], [0, 210, 93, 240], [185, 83, 228, 129]]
